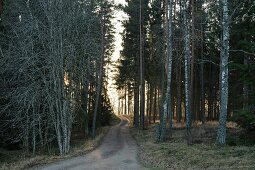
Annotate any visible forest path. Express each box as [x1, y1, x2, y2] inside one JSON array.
[[35, 116, 145, 170]]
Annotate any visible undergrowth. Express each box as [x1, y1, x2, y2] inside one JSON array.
[[0, 126, 110, 170], [131, 123, 255, 170]]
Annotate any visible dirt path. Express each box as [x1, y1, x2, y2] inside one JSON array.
[[34, 116, 145, 170]]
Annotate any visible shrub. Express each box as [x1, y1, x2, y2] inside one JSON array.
[[231, 110, 255, 131]]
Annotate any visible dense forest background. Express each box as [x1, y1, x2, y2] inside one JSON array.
[[115, 0, 255, 144], [0, 0, 254, 159], [0, 0, 116, 155]]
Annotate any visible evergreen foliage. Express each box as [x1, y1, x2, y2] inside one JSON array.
[[115, 0, 255, 145]]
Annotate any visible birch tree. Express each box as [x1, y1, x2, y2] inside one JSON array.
[[159, 0, 173, 141], [216, 0, 230, 145], [0, 0, 102, 155], [183, 0, 192, 144]]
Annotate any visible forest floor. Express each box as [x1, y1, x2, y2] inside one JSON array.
[[131, 122, 255, 170], [0, 115, 120, 170], [33, 116, 145, 170]]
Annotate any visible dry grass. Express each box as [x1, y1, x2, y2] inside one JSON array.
[[131, 124, 255, 170], [0, 126, 110, 170]]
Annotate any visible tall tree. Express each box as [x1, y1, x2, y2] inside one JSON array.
[[139, 0, 145, 129], [0, 0, 114, 155], [159, 0, 173, 141], [216, 0, 230, 145], [183, 0, 192, 144], [117, 0, 149, 128]]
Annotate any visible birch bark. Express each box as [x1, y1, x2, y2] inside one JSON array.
[[183, 0, 192, 144], [216, 0, 229, 145], [160, 0, 173, 141]]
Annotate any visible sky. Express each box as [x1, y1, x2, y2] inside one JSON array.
[[112, 0, 128, 61], [107, 0, 127, 113]]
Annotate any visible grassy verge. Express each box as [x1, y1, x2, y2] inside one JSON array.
[[0, 126, 110, 170], [131, 125, 255, 170]]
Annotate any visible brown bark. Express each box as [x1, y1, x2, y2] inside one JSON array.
[[139, 0, 145, 129], [190, 0, 195, 122]]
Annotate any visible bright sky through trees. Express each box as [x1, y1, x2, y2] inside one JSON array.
[[107, 0, 127, 113], [112, 0, 127, 61]]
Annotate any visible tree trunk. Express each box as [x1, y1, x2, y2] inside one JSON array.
[[134, 74, 140, 127], [160, 0, 173, 141], [128, 83, 131, 115], [177, 59, 182, 122], [124, 85, 127, 115], [243, 57, 249, 110], [153, 87, 157, 123], [190, 0, 195, 122], [208, 57, 214, 121], [92, 17, 104, 138], [139, 0, 145, 130], [183, 0, 192, 144], [149, 83, 154, 124], [200, 23, 205, 124], [118, 99, 120, 115], [81, 80, 89, 136], [216, 0, 229, 145]]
